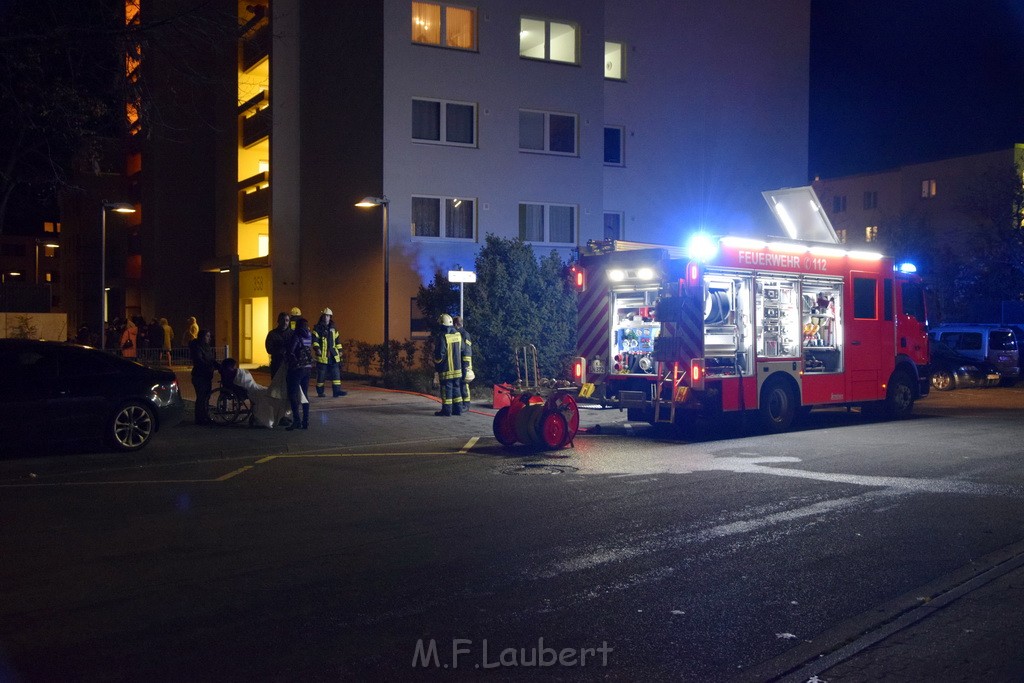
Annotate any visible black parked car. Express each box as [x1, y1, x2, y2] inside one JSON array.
[[0, 339, 184, 452], [929, 339, 1002, 391]]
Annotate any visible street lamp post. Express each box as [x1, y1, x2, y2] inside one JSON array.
[[355, 195, 390, 378], [100, 201, 136, 349]]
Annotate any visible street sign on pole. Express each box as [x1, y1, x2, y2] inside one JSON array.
[[448, 270, 477, 320]]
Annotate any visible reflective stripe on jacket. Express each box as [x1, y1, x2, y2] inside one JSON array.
[[434, 329, 463, 380], [311, 324, 343, 364]]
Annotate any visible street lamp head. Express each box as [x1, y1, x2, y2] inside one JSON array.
[[355, 196, 388, 208], [102, 201, 136, 213]]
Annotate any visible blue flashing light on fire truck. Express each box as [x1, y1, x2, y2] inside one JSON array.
[[571, 187, 930, 432]]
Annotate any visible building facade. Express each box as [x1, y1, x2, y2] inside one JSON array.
[[110, 0, 812, 365]]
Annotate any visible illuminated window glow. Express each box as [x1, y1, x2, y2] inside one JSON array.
[[520, 17, 578, 64], [605, 41, 625, 80], [412, 2, 477, 50]]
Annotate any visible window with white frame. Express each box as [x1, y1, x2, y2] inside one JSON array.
[[921, 179, 937, 198], [865, 225, 879, 242], [519, 109, 577, 155], [519, 17, 578, 64], [412, 196, 475, 239], [836, 227, 847, 243], [519, 203, 576, 244], [604, 126, 623, 165], [604, 41, 625, 79], [411, 2, 477, 50], [412, 98, 476, 146], [603, 212, 623, 240]]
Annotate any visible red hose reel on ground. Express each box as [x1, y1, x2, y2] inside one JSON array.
[[492, 390, 580, 450]]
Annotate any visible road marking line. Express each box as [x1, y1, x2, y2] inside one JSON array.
[[216, 465, 255, 481], [460, 437, 479, 453]]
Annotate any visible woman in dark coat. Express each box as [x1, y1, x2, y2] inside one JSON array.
[[189, 329, 219, 425], [285, 317, 313, 430]]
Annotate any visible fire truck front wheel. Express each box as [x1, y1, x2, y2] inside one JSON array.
[[885, 370, 916, 419], [760, 379, 797, 433]]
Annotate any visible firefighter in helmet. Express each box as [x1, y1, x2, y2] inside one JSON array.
[[312, 307, 347, 397], [453, 315, 473, 410], [433, 313, 463, 416], [289, 306, 302, 330]]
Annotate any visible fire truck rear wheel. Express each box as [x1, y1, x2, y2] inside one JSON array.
[[760, 379, 797, 433], [886, 371, 916, 418]]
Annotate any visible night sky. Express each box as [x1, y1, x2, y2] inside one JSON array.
[[809, 0, 1024, 179]]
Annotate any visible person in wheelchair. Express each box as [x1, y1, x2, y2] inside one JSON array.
[[219, 358, 292, 428]]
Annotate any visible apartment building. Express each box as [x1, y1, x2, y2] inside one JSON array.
[[95, 0, 811, 365], [813, 144, 1024, 320], [813, 145, 1024, 250]]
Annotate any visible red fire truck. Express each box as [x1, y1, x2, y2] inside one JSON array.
[[572, 187, 930, 431]]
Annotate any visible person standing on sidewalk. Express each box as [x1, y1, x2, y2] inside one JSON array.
[[312, 308, 347, 397], [180, 316, 199, 348], [265, 311, 292, 380], [120, 318, 138, 359], [189, 329, 219, 425], [285, 317, 313, 430], [453, 315, 473, 411], [159, 317, 174, 366], [433, 313, 463, 416]]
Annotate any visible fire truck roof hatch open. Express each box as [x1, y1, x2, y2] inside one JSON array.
[[762, 186, 840, 244]]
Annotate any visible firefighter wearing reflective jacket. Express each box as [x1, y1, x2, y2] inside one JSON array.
[[453, 315, 473, 409], [434, 313, 463, 416], [312, 308, 347, 397]]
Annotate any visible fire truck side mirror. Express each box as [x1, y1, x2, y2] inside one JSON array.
[[569, 265, 586, 292]]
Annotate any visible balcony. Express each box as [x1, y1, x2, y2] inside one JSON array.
[[238, 172, 270, 223], [239, 92, 271, 147], [240, 20, 270, 71]]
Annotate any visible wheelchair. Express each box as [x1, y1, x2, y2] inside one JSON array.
[[207, 383, 253, 426]]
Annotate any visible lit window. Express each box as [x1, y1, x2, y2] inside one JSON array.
[[412, 196, 475, 239], [520, 17, 578, 64], [604, 212, 623, 240], [836, 227, 847, 244], [604, 126, 624, 165], [605, 41, 625, 80], [43, 221, 60, 233], [519, 109, 577, 155], [258, 233, 269, 257], [519, 203, 576, 244], [412, 98, 477, 146], [412, 3, 477, 50], [921, 179, 937, 198], [865, 225, 879, 242]]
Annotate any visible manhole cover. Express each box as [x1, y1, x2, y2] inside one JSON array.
[[499, 463, 578, 476]]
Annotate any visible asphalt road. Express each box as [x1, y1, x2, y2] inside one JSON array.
[[1, 384, 1023, 681]]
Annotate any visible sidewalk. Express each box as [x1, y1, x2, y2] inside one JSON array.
[[171, 365, 629, 432]]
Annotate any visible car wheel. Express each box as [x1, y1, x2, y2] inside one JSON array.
[[109, 401, 155, 451], [886, 371, 915, 419], [931, 369, 955, 391], [760, 378, 797, 433]]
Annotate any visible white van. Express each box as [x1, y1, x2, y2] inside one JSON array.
[[928, 325, 1020, 382]]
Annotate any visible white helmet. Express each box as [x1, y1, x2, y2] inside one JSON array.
[[438, 313, 453, 326], [322, 308, 333, 316]]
